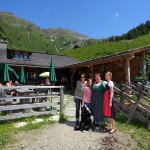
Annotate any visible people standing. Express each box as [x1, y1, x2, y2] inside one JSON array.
[[74, 73, 87, 128], [91, 73, 107, 129], [104, 71, 116, 134], [81, 78, 92, 109]]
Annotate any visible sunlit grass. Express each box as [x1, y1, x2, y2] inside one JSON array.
[[116, 114, 150, 150], [0, 115, 56, 149], [59, 33, 150, 61]]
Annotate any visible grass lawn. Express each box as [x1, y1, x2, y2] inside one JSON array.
[[0, 115, 56, 149], [116, 114, 150, 150]]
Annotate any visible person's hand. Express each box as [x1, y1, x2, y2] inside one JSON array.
[[81, 104, 84, 108], [74, 97, 76, 102], [110, 102, 112, 107]]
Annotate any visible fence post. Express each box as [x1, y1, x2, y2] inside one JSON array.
[[127, 81, 144, 123], [60, 86, 64, 113], [148, 122, 150, 130], [120, 82, 124, 104]]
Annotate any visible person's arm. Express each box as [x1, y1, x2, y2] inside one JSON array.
[[109, 83, 114, 107], [81, 91, 86, 107], [103, 81, 107, 88], [74, 81, 78, 101]]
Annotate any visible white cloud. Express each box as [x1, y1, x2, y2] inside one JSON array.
[[115, 12, 119, 17], [46, 9, 50, 12]]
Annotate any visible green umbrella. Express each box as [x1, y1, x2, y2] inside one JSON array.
[[3, 63, 19, 82], [49, 57, 56, 85], [20, 66, 25, 84], [4, 63, 9, 82], [49, 58, 57, 110]]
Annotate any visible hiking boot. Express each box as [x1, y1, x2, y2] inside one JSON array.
[[76, 119, 79, 126]]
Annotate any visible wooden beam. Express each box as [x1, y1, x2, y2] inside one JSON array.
[[64, 53, 134, 69], [0, 111, 57, 121], [114, 60, 126, 72], [0, 102, 59, 111], [70, 68, 77, 89], [90, 65, 94, 79], [114, 60, 123, 68]]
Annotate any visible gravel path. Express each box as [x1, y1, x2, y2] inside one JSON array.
[[5, 93, 137, 150]]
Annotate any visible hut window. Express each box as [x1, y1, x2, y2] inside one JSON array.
[[20, 54, 24, 59], [24, 55, 28, 60], [15, 54, 19, 59], [14, 53, 29, 60]]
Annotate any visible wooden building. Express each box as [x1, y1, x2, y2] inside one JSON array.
[[62, 45, 150, 88], [0, 40, 150, 88], [0, 41, 80, 85]]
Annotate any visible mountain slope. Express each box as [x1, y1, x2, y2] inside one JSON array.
[[59, 33, 150, 61], [0, 11, 95, 52]]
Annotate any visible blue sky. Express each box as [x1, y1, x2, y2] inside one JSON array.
[[0, 0, 150, 39]]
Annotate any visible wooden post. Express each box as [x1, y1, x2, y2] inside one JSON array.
[[148, 122, 150, 130], [60, 86, 64, 113], [127, 81, 144, 123], [120, 82, 124, 104], [90, 65, 94, 80], [70, 68, 77, 90], [125, 59, 131, 86], [142, 53, 146, 76]]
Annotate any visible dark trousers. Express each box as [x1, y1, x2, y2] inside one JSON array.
[[75, 98, 82, 121]]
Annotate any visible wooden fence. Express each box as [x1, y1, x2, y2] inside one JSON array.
[[114, 82, 150, 129], [0, 85, 64, 121]]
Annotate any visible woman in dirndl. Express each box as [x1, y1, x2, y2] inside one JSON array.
[[91, 73, 107, 129], [103, 71, 116, 134]]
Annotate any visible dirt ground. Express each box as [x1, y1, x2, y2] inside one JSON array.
[[5, 94, 137, 150]]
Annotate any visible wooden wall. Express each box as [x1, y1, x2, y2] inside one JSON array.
[[71, 58, 142, 84]]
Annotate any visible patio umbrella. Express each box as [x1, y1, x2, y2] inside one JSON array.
[[49, 57, 56, 85], [20, 66, 25, 84], [39, 72, 50, 78], [4, 63, 9, 82], [3, 63, 19, 82], [48, 57, 57, 110]]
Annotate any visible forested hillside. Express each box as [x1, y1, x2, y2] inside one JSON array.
[[108, 20, 150, 42], [0, 11, 97, 52]]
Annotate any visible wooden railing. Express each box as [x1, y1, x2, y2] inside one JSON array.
[[114, 82, 150, 129], [0, 85, 64, 121]]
